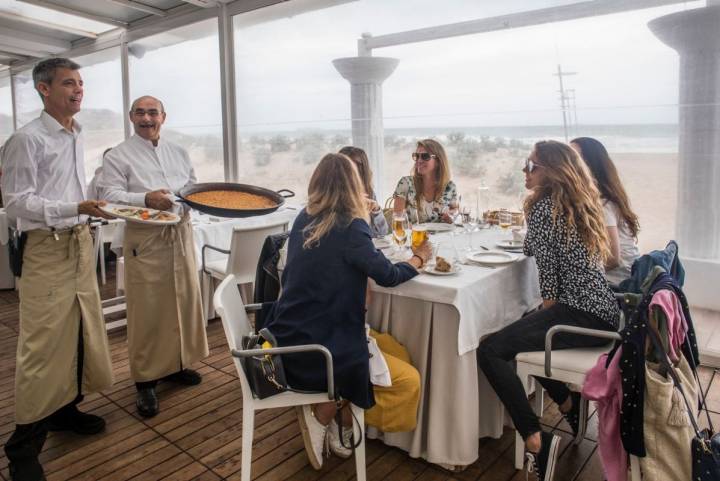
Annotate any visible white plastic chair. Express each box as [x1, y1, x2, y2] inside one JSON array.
[[514, 324, 641, 480], [213, 274, 366, 481], [201, 219, 289, 318]]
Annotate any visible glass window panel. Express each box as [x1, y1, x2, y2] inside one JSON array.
[[72, 47, 124, 182], [0, 74, 12, 146], [129, 18, 224, 182], [12, 68, 42, 128]]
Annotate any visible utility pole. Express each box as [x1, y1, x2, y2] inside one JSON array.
[[553, 64, 576, 141]]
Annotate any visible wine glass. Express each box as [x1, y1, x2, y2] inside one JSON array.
[[461, 206, 477, 251], [392, 212, 410, 254], [498, 211, 512, 237]]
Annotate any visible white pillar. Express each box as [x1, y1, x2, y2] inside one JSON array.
[[332, 56, 399, 200], [649, 6, 720, 259]]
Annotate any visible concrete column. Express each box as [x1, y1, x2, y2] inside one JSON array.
[[649, 6, 720, 259], [332, 56, 399, 200]]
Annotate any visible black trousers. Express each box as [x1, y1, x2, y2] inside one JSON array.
[[476, 303, 614, 440], [4, 320, 84, 473]]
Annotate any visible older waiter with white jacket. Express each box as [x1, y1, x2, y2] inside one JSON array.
[[0, 58, 114, 481], [98, 95, 208, 418]]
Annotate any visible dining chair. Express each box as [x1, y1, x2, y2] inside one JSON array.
[[213, 274, 367, 481], [201, 219, 289, 319], [513, 323, 641, 481]]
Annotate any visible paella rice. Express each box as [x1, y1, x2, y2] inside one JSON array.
[[186, 190, 277, 210]]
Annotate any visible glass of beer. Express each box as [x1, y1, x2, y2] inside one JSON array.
[[498, 211, 512, 230], [411, 224, 428, 249], [392, 212, 409, 251]]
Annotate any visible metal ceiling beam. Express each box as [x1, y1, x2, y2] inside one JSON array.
[[0, 51, 31, 62], [0, 28, 70, 56], [0, 11, 98, 39], [104, 0, 169, 17], [361, 0, 690, 52], [17, 0, 129, 29], [177, 0, 218, 7]]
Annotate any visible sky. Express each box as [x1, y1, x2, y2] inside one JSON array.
[[2, 0, 709, 132]]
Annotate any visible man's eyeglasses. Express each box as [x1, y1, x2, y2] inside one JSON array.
[[131, 109, 162, 118], [412, 152, 437, 162]]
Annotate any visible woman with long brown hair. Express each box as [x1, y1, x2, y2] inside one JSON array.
[[339, 146, 388, 237], [476, 141, 620, 481], [262, 153, 430, 470], [393, 139, 458, 223], [571, 137, 640, 284]]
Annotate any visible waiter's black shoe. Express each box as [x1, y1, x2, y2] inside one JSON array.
[[8, 459, 46, 481], [163, 369, 202, 386], [47, 406, 105, 435], [136, 387, 159, 418]]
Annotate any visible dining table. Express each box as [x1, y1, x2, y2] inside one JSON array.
[[366, 225, 541, 468]]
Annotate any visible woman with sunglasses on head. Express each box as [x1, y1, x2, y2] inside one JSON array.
[[393, 139, 458, 224], [339, 146, 388, 237], [570, 137, 640, 285], [476, 141, 620, 481]]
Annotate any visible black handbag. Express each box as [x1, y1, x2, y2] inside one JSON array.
[[239, 328, 288, 399], [647, 327, 720, 480]]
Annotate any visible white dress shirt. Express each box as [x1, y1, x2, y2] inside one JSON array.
[[0, 111, 86, 231], [98, 134, 196, 214]]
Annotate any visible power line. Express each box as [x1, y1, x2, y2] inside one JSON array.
[[553, 64, 576, 141]]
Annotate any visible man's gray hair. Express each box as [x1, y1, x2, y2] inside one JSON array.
[[32, 57, 81, 100]]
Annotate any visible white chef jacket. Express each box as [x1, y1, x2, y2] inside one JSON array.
[[0, 111, 86, 231], [98, 134, 196, 214]]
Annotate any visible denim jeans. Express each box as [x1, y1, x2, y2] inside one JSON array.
[[476, 303, 614, 440]]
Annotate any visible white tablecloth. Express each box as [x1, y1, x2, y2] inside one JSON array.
[[367, 227, 542, 466]]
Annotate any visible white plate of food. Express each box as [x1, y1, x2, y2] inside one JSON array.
[[100, 203, 181, 225], [495, 239, 524, 251], [372, 237, 393, 250], [420, 222, 454, 233], [423, 256, 461, 275], [467, 250, 518, 265]]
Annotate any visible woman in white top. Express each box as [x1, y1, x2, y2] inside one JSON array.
[[571, 137, 640, 284]]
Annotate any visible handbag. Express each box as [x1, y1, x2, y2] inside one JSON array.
[[647, 326, 720, 480], [239, 328, 288, 399]]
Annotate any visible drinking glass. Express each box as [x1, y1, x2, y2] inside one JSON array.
[[461, 206, 477, 250], [498, 211, 512, 231], [411, 224, 428, 249], [392, 212, 410, 252]]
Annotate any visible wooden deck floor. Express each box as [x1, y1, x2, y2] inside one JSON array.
[[0, 265, 718, 481]]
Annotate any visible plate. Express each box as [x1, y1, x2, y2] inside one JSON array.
[[420, 222, 454, 233], [372, 237, 393, 250], [424, 264, 461, 276], [496, 239, 524, 251], [467, 250, 518, 265], [100, 203, 181, 225]]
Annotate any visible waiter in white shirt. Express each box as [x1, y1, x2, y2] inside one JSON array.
[[98, 96, 208, 418], [0, 58, 114, 481]]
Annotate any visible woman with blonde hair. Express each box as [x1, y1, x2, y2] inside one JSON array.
[[476, 141, 620, 481], [262, 153, 430, 470], [393, 139, 458, 223], [339, 145, 388, 237], [570, 137, 640, 284]]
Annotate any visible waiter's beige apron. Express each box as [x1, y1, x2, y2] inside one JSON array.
[[16, 225, 113, 424], [124, 215, 208, 382]]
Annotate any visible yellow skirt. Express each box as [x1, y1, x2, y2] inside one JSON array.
[[365, 330, 420, 433]]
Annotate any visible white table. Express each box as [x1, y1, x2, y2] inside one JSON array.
[[366, 227, 541, 467]]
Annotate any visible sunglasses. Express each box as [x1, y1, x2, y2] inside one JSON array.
[[525, 158, 541, 173], [412, 152, 437, 162]]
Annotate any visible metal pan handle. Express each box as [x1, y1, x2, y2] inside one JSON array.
[[276, 189, 295, 199]]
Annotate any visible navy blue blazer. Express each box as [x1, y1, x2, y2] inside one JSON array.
[[263, 209, 417, 408]]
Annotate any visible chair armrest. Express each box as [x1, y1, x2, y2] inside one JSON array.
[[201, 244, 231, 275], [244, 303, 263, 313], [231, 344, 335, 400], [544, 325, 622, 377]]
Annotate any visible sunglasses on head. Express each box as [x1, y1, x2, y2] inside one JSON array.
[[412, 152, 436, 162]]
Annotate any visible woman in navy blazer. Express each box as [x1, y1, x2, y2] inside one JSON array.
[[263, 152, 431, 469]]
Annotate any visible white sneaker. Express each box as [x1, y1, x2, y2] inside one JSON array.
[[327, 419, 353, 458], [296, 405, 328, 469]]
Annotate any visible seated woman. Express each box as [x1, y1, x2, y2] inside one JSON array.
[[393, 139, 458, 224], [571, 137, 640, 285], [339, 146, 388, 237], [476, 141, 620, 481], [262, 153, 430, 469]]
